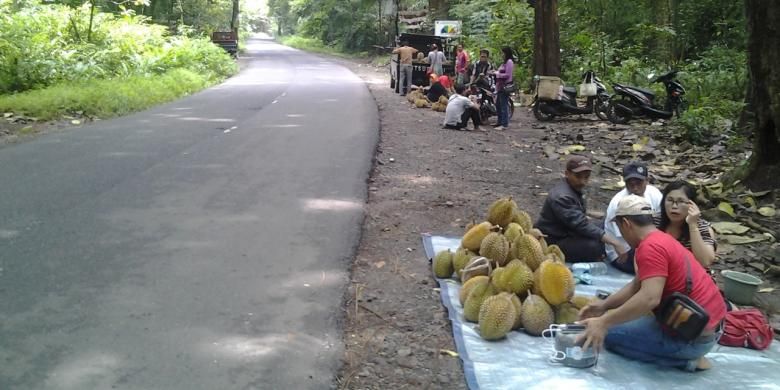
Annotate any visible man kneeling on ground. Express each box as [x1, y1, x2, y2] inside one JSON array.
[[578, 195, 726, 372], [535, 155, 625, 262], [443, 84, 481, 131]]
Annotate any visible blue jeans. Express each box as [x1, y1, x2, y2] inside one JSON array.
[[605, 316, 720, 371], [496, 91, 510, 126]]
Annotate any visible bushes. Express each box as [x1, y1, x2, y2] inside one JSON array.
[[0, 69, 211, 120], [0, 1, 237, 94]]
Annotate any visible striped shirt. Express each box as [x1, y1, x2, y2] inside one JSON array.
[[654, 216, 717, 251]]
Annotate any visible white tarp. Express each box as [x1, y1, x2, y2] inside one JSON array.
[[423, 233, 780, 390]]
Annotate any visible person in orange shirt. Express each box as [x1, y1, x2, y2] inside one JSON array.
[[392, 41, 418, 96]]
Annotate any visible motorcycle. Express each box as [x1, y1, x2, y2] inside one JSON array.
[[606, 70, 687, 124], [532, 70, 610, 121], [469, 76, 515, 124]]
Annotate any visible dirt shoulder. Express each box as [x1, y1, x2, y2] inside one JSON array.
[[327, 54, 779, 390]]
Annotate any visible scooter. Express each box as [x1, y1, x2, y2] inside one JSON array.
[[532, 71, 610, 121], [606, 70, 687, 124], [469, 76, 515, 123]]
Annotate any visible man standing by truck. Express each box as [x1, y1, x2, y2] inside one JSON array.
[[392, 41, 418, 96]]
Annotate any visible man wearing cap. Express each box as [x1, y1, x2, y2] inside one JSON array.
[[536, 155, 626, 262], [578, 195, 726, 371], [604, 161, 663, 273]]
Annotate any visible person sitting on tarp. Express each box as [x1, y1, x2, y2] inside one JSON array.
[[426, 73, 451, 103], [442, 84, 481, 131], [535, 155, 625, 262], [604, 161, 663, 274], [578, 195, 726, 372]]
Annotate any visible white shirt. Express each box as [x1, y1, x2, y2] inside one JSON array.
[[443, 94, 473, 126], [604, 185, 663, 261]]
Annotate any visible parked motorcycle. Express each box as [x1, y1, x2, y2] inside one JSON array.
[[471, 84, 515, 124], [532, 70, 610, 121], [606, 70, 687, 124]]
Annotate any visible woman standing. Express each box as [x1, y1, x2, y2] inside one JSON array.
[[455, 44, 470, 86], [427, 44, 446, 78], [657, 180, 717, 269], [492, 47, 514, 130]]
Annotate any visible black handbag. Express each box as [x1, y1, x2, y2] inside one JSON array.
[[656, 255, 710, 341], [502, 81, 517, 94]]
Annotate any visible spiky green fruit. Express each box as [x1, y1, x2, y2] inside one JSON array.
[[480, 232, 510, 266], [487, 197, 518, 229], [478, 293, 517, 340], [520, 294, 554, 336], [432, 249, 454, 278]]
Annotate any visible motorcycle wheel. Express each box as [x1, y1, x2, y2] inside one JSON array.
[[509, 99, 516, 119], [606, 100, 632, 124], [533, 101, 555, 121], [595, 96, 610, 121]]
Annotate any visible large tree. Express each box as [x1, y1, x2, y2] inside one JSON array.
[[532, 0, 560, 77], [741, 0, 780, 190]]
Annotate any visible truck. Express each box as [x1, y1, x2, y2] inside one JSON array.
[[211, 31, 238, 57], [389, 33, 454, 93]]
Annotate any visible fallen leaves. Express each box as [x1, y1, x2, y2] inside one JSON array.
[[711, 222, 751, 235]]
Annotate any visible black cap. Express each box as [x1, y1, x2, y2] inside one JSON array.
[[623, 161, 649, 181]]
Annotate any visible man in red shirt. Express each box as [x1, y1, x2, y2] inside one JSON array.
[[578, 195, 726, 371]]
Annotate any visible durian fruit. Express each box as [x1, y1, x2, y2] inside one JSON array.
[[479, 231, 510, 266], [491, 259, 534, 295], [453, 247, 478, 278], [503, 222, 524, 243], [478, 293, 517, 340], [571, 294, 598, 309], [460, 256, 491, 283], [531, 267, 542, 296], [463, 279, 497, 322], [524, 227, 548, 252], [509, 294, 523, 330], [487, 197, 518, 229], [537, 258, 576, 305], [438, 95, 449, 105], [414, 98, 431, 108], [512, 233, 545, 271], [462, 222, 492, 251], [512, 209, 533, 233], [432, 249, 454, 278], [431, 102, 446, 112], [554, 302, 580, 324], [459, 275, 490, 305], [546, 244, 565, 263], [520, 293, 554, 336]]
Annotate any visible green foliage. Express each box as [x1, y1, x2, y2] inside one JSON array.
[[0, 68, 212, 120], [0, 1, 237, 94]]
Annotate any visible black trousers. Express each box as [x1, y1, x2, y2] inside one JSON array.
[[445, 107, 481, 129], [550, 235, 605, 263]]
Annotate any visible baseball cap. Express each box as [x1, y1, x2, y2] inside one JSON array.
[[613, 195, 654, 220], [623, 161, 649, 181], [566, 155, 592, 173]]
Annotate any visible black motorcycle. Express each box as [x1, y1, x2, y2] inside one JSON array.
[[470, 77, 515, 123], [606, 70, 687, 124], [532, 71, 610, 121]]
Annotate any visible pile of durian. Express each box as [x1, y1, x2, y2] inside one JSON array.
[[406, 90, 449, 112], [431, 197, 598, 341]]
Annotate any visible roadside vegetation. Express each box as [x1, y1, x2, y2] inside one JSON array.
[[0, 0, 239, 123]]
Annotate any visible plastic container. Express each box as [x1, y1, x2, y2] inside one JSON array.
[[537, 76, 563, 100], [579, 82, 597, 97], [722, 270, 762, 305], [571, 262, 609, 276], [543, 324, 598, 368]]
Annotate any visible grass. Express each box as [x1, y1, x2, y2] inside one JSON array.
[[279, 35, 388, 65], [0, 69, 225, 121]]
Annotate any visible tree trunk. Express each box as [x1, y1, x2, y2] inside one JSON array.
[[230, 0, 239, 32], [740, 0, 780, 190], [533, 0, 561, 77], [428, 0, 449, 21]]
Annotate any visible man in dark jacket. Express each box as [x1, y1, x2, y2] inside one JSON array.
[[536, 155, 626, 262]]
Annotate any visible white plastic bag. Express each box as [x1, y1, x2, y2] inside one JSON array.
[[579, 82, 597, 96]]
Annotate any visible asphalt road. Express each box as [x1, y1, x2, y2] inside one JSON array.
[[0, 38, 378, 390]]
